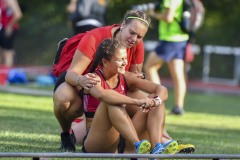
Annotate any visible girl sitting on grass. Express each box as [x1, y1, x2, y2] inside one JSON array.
[[80, 38, 177, 154]]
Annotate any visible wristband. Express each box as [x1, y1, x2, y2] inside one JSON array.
[[153, 96, 162, 106]]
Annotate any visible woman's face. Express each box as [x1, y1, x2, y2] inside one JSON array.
[[120, 20, 148, 48], [106, 48, 128, 75]]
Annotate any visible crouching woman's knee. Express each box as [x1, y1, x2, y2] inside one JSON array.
[[53, 82, 81, 112]]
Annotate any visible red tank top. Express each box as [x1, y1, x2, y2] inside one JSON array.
[[0, 0, 19, 29], [83, 69, 128, 118]]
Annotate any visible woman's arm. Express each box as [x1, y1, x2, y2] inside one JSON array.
[[124, 71, 168, 102], [65, 49, 99, 90], [87, 77, 147, 107]]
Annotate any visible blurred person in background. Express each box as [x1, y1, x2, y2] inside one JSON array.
[[144, 0, 188, 115], [66, 0, 107, 35], [0, 0, 22, 67]]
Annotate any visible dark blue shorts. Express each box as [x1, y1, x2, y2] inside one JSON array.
[[154, 40, 187, 62], [0, 28, 18, 50]]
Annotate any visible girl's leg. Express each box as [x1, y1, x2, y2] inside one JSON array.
[[53, 81, 84, 152], [84, 102, 143, 153], [126, 90, 172, 142], [147, 103, 166, 145], [131, 102, 166, 147], [143, 51, 164, 84], [3, 49, 15, 67], [168, 59, 186, 114], [53, 82, 83, 132]]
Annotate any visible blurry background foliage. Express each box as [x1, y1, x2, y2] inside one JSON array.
[[16, 0, 240, 79]]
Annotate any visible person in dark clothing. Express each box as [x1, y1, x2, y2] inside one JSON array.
[[66, 0, 107, 35]]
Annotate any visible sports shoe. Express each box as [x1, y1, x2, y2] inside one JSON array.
[[150, 140, 178, 155], [176, 141, 195, 154], [171, 106, 184, 115], [162, 140, 178, 154], [60, 132, 76, 152], [134, 139, 151, 154], [150, 143, 165, 155]]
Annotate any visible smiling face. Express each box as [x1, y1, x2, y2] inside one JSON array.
[[120, 20, 148, 48], [104, 48, 128, 75]]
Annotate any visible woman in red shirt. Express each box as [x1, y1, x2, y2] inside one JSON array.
[[53, 10, 151, 152]]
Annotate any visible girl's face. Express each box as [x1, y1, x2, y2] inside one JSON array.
[[120, 20, 148, 48], [106, 48, 128, 75]]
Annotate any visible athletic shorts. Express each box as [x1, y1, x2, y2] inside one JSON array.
[[53, 71, 83, 97], [53, 71, 66, 92], [0, 28, 18, 49], [154, 40, 187, 62]]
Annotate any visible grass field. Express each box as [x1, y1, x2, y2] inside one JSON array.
[[0, 89, 239, 158]]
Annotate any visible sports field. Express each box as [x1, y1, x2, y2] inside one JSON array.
[[0, 89, 239, 156]]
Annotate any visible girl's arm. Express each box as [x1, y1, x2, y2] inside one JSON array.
[[124, 71, 168, 103], [87, 76, 147, 107]]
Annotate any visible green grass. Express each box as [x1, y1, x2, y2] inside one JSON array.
[[0, 90, 239, 157]]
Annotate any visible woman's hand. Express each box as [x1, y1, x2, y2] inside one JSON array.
[[78, 73, 100, 90], [138, 98, 155, 113], [147, 94, 163, 108], [147, 97, 162, 110]]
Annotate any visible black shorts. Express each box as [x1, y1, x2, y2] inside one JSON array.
[[53, 71, 67, 92], [0, 28, 18, 49], [53, 71, 83, 99]]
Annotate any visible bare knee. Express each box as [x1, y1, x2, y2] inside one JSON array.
[[53, 83, 82, 115]]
